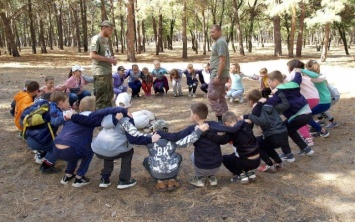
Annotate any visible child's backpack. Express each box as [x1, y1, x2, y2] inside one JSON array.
[[20, 100, 54, 140]]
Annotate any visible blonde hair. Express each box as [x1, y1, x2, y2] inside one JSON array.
[[259, 68, 268, 74], [187, 64, 194, 69], [232, 63, 241, 73], [306, 60, 320, 74], [247, 89, 262, 104], [222, 111, 237, 124], [80, 96, 96, 112], [50, 91, 67, 103], [268, 70, 284, 83]]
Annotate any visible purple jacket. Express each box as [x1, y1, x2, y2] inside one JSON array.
[[112, 73, 125, 89]]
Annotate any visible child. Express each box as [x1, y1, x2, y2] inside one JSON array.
[[182, 64, 201, 97], [286, 59, 319, 147], [302, 60, 331, 137], [203, 111, 260, 183], [152, 60, 169, 95], [243, 89, 291, 172], [226, 63, 245, 103], [199, 62, 210, 95], [91, 93, 159, 189], [14, 81, 40, 131], [40, 76, 62, 94], [151, 60, 169, 78], [10, 80, 32, 117], [63, 65, 92, 107], [112, 66, 128, 100], [24, 92, 70, 173], [170, 69, 183, 97], [125, 64, 142, 98], [157, 102, 240, 188], [266, 70, 314, 158], [53, 96, 127, 187], [317, 84, 340, 128], [141, 67, 154, 96]]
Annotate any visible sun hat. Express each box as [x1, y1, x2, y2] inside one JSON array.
[[153, 120, 169, 132], [115, 92, 132, 108], [71, 65, 85, 72], [98, 20, 115, 28]]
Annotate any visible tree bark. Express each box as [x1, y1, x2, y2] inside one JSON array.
[[168, 19, 174, 50], [202, 9, 206, 55], [120, 13, 125, 53], [142, 20, 146, 52], [71, 3, 81, 52], [80, 0, 88, 52], [100, 0, 108, 21], [296, 1, 305, 57], [0, 12, 20, 56], [28, 0, 36, 54], [55, 3, 64, 50], [47, 4, 54, 50], [233, 0, 245, 56], [152, 16, 158, 55], [182, 0, 187, 59], [137, 20, 142, 54], [288, 4, 296, 57], [273, 15, 282, 56], [336, 24, 349, 55], [109, 0, 119, 52], [125, 0, 136, 61], [38, 15, 47, 53], [321, 23, 330, 62], [247, 0, 258, 53], [158, 14, 163, 52]]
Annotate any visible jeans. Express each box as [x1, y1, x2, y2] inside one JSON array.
[[222, 153, 260, 176], [257, 133, 288, 165], [309, 103, 331, 132], [68, 90, 91, 106], [187, 81, 198, 93], [94, 74, 114, 110], [53, 145, 94, 177], [27, 137, 57, 165], [95, 149, 134, 182], [113, 85, 127, 97], [200, 83, 209, 94], [226, 89, 244, 100], [128, 81, 142, 96], [172, 79, 182, 95]]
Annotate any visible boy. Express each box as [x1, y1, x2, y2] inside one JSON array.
[[53, 96, 128, 187], [24, 92, 70, 173], [203, 111, 260, 183], [40, 76, 61, 94], [10, 80, 32, 117], [243, 89, 291, 172], [158, 102, 239, 187], [14, 81, 40, 131], [91, 92, 160, 189], [266, 70, 314, 158]]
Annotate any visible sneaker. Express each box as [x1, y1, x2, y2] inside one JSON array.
[[40, 165, 61, 174], [117, 179, 137, 189], [188, 92, 192, 97], [99, 178, 111, 188], [279, 153, 295, 162], [326, 122, 338, 129], [173, 93, 177, 97], [188, 176, 205, 188], [72, 176, 91, 188], [304, 137, 314, 147], [167, 179, 180, 191], [239, 97, 244, 103], [246, 171, 257, 182], [34, 153, 44, 164], [208, 175, 218, 186], [257, 164, 276, 173], [297, 146, 314, 156], [179, 93, 183, 96], [274, 162, 285, 170], [192, 93, 197, 98], [229, 97, 234, 103], [319, 130, 329, 138], [60, 174, 76, 185], [230, 175, 241, 183]]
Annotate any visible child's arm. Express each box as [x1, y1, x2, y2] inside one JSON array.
[[208, 120, 245, 134], [49, 103, 66, 127], [158, 125, 195, 142], [301, 69, 326, 83], [119, 117, 160, 145], [272, 91, 290, 113], [202, 131, 231, 145], [82, 75, 94, 83], [69, 107, 127, 127], [174, 123, 209, 148]]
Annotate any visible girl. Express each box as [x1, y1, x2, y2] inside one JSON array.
[[170, 69, 183, 97], [183, 64, 201, 97], [199, 62, 210, 95], [302, 60, 331, 137], [141, 67, 154, 96], [63, 65, 91, 107], [226, 63, 245, 103]]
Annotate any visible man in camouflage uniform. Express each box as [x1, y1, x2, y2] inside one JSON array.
[[90, 20, 117, 110]]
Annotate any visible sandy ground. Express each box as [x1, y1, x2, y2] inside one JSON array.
[[0, 45, 354, 222]]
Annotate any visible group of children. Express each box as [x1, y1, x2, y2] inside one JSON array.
[[11, 58, 340, 191]]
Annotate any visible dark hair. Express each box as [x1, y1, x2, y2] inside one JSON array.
[[170, 69, 180, 80], [211, 24, 222, 31], [222, 111, 237, 124], [68, 69, 73, 79], [41, 93, 52, 101], [45, 76, 54, 82], [190, 102, 208, 119], [247, 89, 262, 104], [50, 91, 68, 103], [27, 81, 40, 93], [268, 70, 284, 83], [287, 59, 305, 71]]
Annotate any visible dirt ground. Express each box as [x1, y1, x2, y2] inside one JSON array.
[[0, 44, 354, 222]]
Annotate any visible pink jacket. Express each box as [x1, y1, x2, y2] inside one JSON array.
[[63, 76, 88, 94]]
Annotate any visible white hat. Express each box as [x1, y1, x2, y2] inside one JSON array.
[[115, 92, 132, 108], [72, 65, 85, 72]]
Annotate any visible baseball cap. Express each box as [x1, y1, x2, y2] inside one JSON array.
[[98, 20, 115, 28], [153, 120, 169, 132], [117, 66, 126, 71], [115, 92, 132, 108], [72, 65, 85, 72]]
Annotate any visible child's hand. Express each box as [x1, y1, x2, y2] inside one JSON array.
[[271, 88, 278, 95], [238, 115, 244, 121], [259, 98, 267, 103], [127, 112, 133, 118], [244, 119, 252, 124], [64, 110, 75, 120], [115, 113, 123, 120], [151, 132, 161, 143], [198, 123, 209, 132]]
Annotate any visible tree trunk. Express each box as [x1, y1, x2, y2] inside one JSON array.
[[233, 0, 245, 56], [182, 0, 187, 59], [13, 22, 21, 52], [125, 0, 136, 61], [296, 1, 305, 57], [247, 0, 258, 53], [100, 0, 108, 21], [55, 3, 64, 50], [168, 19, 174, 50], [336, 24, 349, 55], [152, 16, 158, 55], [202, 9, 206, 55], [158, 14, 163, 52], [288, 4, 296, 57], [219, 0, 225, 27], [0, 12, 20, 56], [109, 0, 119, 52], [137, 20, 142, 54], [273, 15, 282, 56], [80, 0, 88, 52], [120, 14, 125, 53], [48, 5, 54, 50], [38, 15, 47, 53], [71, 4, 81, 52], [28, 0, 36, 54], [194, 15, 198, 54], [321, 23, 330, 62], [142, 20, 146, 52]]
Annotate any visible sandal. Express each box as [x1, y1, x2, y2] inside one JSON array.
[[154, 180, 167, 192], [167, 179, 180, 191]]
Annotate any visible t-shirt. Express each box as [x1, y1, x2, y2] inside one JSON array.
[[90, 34, 112, 75], [210, 36, 230, 78]]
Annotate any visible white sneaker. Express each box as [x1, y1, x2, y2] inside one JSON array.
[[193, 93, 196, 98], [229, 97, 234, 103], [34, 153, 44, 164], [188, 92, 192, 97], [239, 97, 244, 103]]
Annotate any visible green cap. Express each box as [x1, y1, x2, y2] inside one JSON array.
[[98, 20, 115, 28]]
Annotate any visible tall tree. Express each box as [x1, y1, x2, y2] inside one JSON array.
[[296, 1, 305, 57], [288, 4, 296, 57], [182, 0, 187, 59], [71, 2, 81, 52], [233, 0, 245, 55], [100, 0, 108, 21], [125, 0, 136, 61], [246, 0, 259, 52], [28, 0, 36, 54], [110, 0, 119, 52], [0, 1, 21, 56], [80, 0, 88, 52], [55, 2, 64, 50]]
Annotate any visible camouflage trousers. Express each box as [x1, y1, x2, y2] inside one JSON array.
[[207, 77, 229, 117], [94, 74, 114, 110]]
